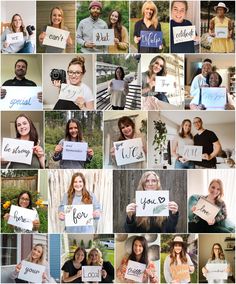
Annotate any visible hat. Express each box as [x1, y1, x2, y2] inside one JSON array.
[[214, 2, 229, 13], [89, 1, 102, 10], [172, 236, 184, 243]]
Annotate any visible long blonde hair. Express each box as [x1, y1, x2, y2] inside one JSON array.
[[141, 1, 158, 29], [87, 248, 103, 266], [25, 244, 46, 265], [50, 7, 64, 29], [208, 179, 224, 201]]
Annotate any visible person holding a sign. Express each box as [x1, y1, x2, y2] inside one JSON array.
[[11, 243, 50, 283], [172, 119, 195, 169], [3, 190, 40, 233], [58, 172, 101, 233], [87, 247, 114, 283], [125, 171, 179, 233], [52, 56, 94, 110], [164, 236, 195, 283], [202, 243, 231, 283], [209, 2, 234, 53], [107, 10, 129, 53], [117, 236, 158, 283], [38, 6, 73, 53], [133, 1, 164, 53], [1, 13, 34, 53], [108, 66, 129, 110], [53, 118, 94, 168], [188, 179, 231, 233], [61, 246, 87, 283]]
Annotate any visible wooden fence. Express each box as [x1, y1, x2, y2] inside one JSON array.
[[1, 176, 38, 191]]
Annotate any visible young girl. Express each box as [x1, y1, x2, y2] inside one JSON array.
[[125, 171, 179, 233], [107, 10, 129, 53], [61, 246, 87, 283], [1, 13, 34, 53], [11, 244, 50, 283], [87, 248, 114, 283], [52, 118, 94, 169], [58, 172, 101, 233], [108, 67, 129, 110], [164, 236, 195, 283], [202, 243, 231, 283], [38, 6, 73, 53], [116, 236, 158, 283], [3, 190, 40, 233], [209, 2, 234, 53], [171, 119, 195, 169], [188, 179, 230, 233]]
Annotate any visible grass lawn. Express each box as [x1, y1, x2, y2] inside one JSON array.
[[104, 248, 114, 266]]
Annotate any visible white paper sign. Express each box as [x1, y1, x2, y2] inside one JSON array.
[[215, 27, 228, 38], [155, 76, 174, 93], [124, 260, 146, 283], [183, 145, 202, 161], [173, 25, 195, 44], [43, 26, 70, 49], [6, 32, 24, 44], [0, 87, 42, 110], [201, 87, 227, 110], [1, 138, 34, 165], [64, 204, 93, 227], [136, 191, 169, 217], [193, 197, 220, 222], [206, 263, 228, 280], [82, 266, 102, 282], [93, 29, 114, 46], [8, 205, 37, 231], [18, 260, 45, 283], [62, 141, 88, 161], [111, 80, 125, 91], [58, 83, 83, 102], [114, 138, 145, 166]]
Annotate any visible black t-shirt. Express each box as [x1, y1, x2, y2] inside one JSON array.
[[2, 77, 37, 86], [61, 259, 82, 283], [194, 129, 218, 168]]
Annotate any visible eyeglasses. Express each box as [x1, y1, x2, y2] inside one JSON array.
[[67, 71, 83, 76], [193, 120, 201, 124], [20, 198, 30, 202]]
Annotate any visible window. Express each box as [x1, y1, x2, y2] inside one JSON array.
[[1, 234, 18, 265]]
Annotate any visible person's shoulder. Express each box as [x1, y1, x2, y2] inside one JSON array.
[[135, 19, 143, 26], [2, 79, 14, 86], [184, 19, 193, 26], [79, 17, 90, 25], [24, 78, 37, 86]]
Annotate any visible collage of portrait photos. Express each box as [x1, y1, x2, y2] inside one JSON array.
[[0, 0, 235, 283]]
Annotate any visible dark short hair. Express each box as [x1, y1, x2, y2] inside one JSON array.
[[203, 58, 212, 64], [206, 71, 222, 87], [15, 59, 28, 69]]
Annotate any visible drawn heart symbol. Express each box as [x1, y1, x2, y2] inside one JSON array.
[[158, 197, 165, 203]]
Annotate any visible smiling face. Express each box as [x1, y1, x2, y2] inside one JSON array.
[[213, 244, 221, 258], [120, 123, 134, 139], [75, 249, 85, 264], [133, 240, 144, 257], [68, 122, 79, 140], [216, 7, 226, 17], [67, 64, 84, 86], [31, 245, 43, 261], [19, 193, 30, 208], [12, 15, 22, 29], [183, 120, 191, 134], [89, 250, 99, 264], [144, 6, 154, 20], [16, 116, 30, 138], [110, 11, 119, 24], [144, 174, 161, 191], [15, 61, 27, 79], [209, 73, 220, 87], [90, 6, 101, 20], [208, 181, 221, 200], [51, 8, 63, 27], [174, 242, 183, 254], [115, 68, 123, 80], [201, 62, 212, 78], [73, 176, 84, 193], [193, 118, 203, 131], [152, 58, 164, 74], [171, 1, 186, 23]]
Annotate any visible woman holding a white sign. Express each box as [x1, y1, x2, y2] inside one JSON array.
[[164, 236, 195, 283], [108, 67, 129, 110], [125, 171, 179, 233], [172, 119, 195, 169], [202, 243, 231, 283], [87, 247, 114, 283], [58, 172, 101, 233], [53, 118, 94, 169], [52, 56, 94, 110], [116, 236, 158, 283], [38, 6, 73, 53], [1, 13, 34, 53]]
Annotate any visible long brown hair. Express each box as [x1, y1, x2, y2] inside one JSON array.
[[147, 55, 167, 77], [117, 116, 135, 141], [67, 172, 92, 205], [107, 10, 123, 41], [210, 243, 225, 260], [169, 240, 188, 265], [50, 7, 64, 29], [10, 14, 26, 35], [65, 118, 83, 141], [141, 1, 158, 29], [178, 119, 193, 139]]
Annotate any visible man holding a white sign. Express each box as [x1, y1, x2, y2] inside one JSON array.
[[77, 1, 108, 53]]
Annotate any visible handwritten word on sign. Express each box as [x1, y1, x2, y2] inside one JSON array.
[[64, 204, 93, 227], [140, 31, 162, 48], [206, 263, 228, 280], [2, 138, 34, 165], [0, 87, 42, 111], [193, 197, 220, 223], [8, 205, 38, 231], [183, 145, 202, 162], [82, 266, 102, 282], [170, 264, 190, 282], [6, 32, 24, 44], [215, 27, 228, 38], [155, 76, 174, 93], [59, 83, 84, 102], [173, 25, 195, 44], [201, 87, 226, 110], [136, 190, 169, 217], [93, 29, 114, 46], [18, 260, 45, 283], [62, 141, 88, 161], [114, 137, 145, 166], [125, 260, 146, 283], [43, 26, 70, 49]]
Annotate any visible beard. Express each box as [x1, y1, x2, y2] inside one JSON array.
[[90, 11, 100, 20]]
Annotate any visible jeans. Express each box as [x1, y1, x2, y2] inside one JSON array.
[[175, 160, 195, 169], [17, 41, 34, 53]]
